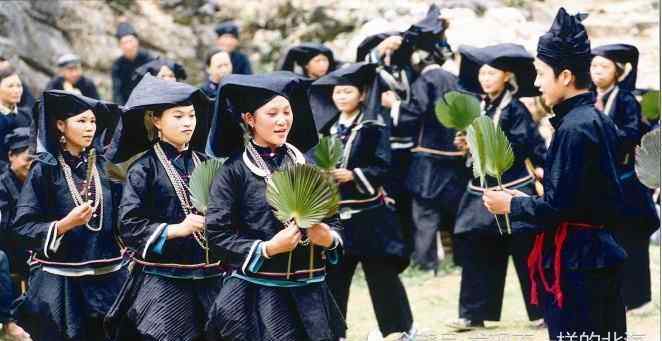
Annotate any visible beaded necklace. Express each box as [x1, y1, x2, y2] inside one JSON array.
[[153, 142, 207, 250], [57, 152, 104, 232]]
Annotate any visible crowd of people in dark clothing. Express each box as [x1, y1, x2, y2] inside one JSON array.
[[0, 6, 659, 341]]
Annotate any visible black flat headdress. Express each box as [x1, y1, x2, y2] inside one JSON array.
[[34, 90, 121, 164], [459, 43, 540, 97], [206, 72, 319, 158], [309, 62, 383, 131], [537, 7, 591, 74], [132, 58, 188, 85], [592, 44, 639, 91], [109, 74, 210, 163], [278, 43, 336, 77]]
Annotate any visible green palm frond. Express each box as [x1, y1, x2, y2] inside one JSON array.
[[314, 135, 344, 171], [641, 91, 660, 122], [435, 91, 481, 130], [104, 151, 147, 183], [636, 128, 660, 189], [466, 124, 486, 186], [266, 164, 340, 228], [467, 116, 515, 233], [190, 158, 226, 215]]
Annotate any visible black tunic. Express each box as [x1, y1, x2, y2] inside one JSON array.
[[111, 50, 153, 104], [205, 144, 346, 341], [510, 92, 627, 269], [320, 113, 408, 267], [45, 76, 100, 100], [400, 66, 470, 203], [0, 169, 28, 278], [230, 51, 253, 75], [595, 86, 659, 235]]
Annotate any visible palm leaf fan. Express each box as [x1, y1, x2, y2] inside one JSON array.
[[636, 128, 661, 189], [641, 91, 660, 122], [266, 164, 340, 228], [314, 135, 344, 171], [435, 91, 481, 130], [190, 158, 226, 215]]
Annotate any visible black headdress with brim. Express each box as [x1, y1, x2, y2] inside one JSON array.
[[278, 43, 336, 77], [309, 62, 384, 131], [592, 44, 639, 91], [109, 74, 210, 163], [405, 4, 450, 53], [34, 90, 121, 165], [206, 72, 319, 158], [536, 7, 591, 74], [5, 127, 32, 153], [356, 5, 450, 64], [458, 43, 540, 98], [215, 21, 239, 38], [132, 58, 188, 85]]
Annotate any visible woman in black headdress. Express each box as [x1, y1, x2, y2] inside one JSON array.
[[590, 44, 659, 312], [11, 90, 126, 341], [309, 62, 415, 340], [448, 43, 546, 331], [278, 43, 336, 80], [204, 72, 345, 341], [132, 57, 187, 86], [103, 74, 220, 341]]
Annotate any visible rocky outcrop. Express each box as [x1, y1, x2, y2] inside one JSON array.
[[0, 0, 657, 102]]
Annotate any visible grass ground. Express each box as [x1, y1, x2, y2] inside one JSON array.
[[345, 246, 661, 341]]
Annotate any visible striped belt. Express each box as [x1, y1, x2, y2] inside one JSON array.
[[339, 192, 385, 220], [254, 266, 326, 281], [467, 175, 533, 195], [411, 146, 465, 157]]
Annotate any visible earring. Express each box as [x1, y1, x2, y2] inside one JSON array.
[[59, 135, 66, 145]]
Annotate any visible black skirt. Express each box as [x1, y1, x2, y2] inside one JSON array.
[[206, 277, 346, 341], [15, 266, 128, 341], [104, 264, 223, 341]]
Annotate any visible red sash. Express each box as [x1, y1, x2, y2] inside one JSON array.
[[527, 222, 602, 308]]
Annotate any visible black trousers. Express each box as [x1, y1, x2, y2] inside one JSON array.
[[612, 228, 652, 310], [386, 149, 415, 256], [411, 196, 461, 270], [326, 255, 413, 337], [0, 250, 13, 323], [540, 265, 626, 341], [458, 232, 542, 321]]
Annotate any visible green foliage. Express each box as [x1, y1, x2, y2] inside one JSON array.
[[189, 158, 226, 215], [641, 91, 660, 121], [435, 91, 481, 131], [314, 135, 344, 171], [636, 128, 661, 189], [467, 116, 515, 233], [266, 164, 339, 228], [104, 151, 147, 183]]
